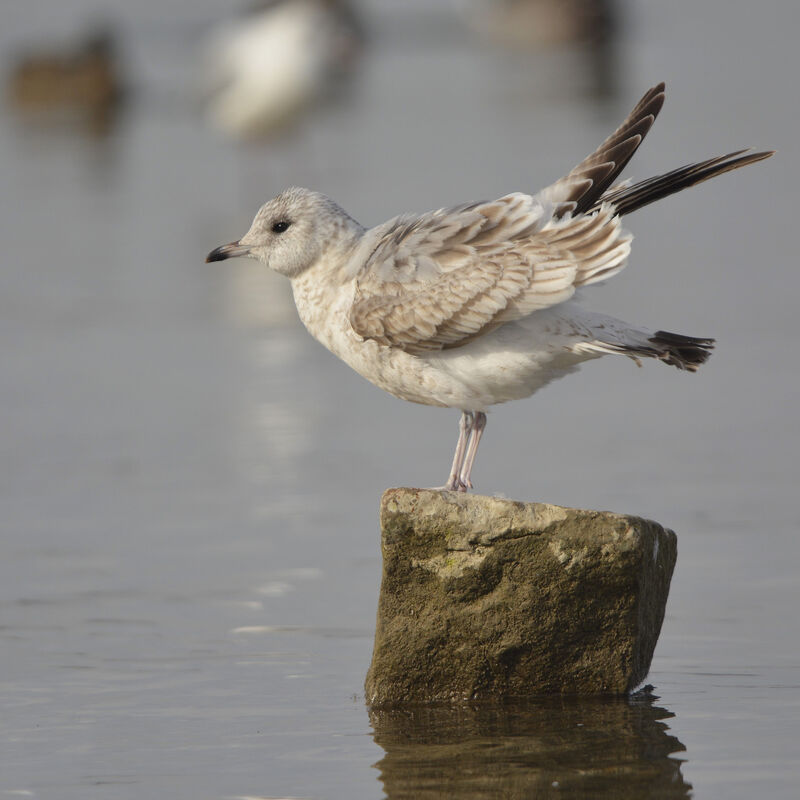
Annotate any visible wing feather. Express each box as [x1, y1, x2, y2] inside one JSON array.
[[539, 82, 665, 215], [346, 81, 771, 356], [349, 195, 630, 354]]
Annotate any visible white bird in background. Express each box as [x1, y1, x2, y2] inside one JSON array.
[[207, 84, 772, 491], [203, 0, 362, 139]]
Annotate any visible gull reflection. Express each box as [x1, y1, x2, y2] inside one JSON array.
[[369, 692, 690, 799]]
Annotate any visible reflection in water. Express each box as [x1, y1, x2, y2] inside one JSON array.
[[370, 692, 690, 799]]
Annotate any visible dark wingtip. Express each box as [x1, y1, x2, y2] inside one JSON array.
[[566, 83, 667, 217], [598, 147, 775, 217]]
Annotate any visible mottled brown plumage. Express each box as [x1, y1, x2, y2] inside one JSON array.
[[350, 201, 629, 354]]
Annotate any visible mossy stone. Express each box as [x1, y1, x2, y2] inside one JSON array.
[[366, 489, 677, 704]]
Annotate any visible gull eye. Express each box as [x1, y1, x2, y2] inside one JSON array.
[[271, 220, 291, 234]]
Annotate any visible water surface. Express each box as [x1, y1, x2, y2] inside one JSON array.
[[1, 1, 798, 798]]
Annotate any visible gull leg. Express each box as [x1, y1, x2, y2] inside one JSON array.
[[442, 411, 473, 491], [458, 411, 487, 491]]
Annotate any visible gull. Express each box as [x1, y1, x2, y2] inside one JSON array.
[[207, 83, 772, 491], [203, 0, 362, 139]]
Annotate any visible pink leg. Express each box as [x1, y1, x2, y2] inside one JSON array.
[[442, 411, 473, 491], [458, 411, 487, 491]]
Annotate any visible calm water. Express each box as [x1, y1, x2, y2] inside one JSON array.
[[1, 1, 798, 798]]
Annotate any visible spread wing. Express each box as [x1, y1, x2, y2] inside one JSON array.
[[349, 193, 630, 354]]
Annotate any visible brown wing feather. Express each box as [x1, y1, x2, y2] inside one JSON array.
[[349, 198, 630, 355], [348, 82, 773, 355], [596, 148, 774, 216], [542, 82, 666, 216]]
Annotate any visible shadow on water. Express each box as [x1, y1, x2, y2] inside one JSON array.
[[369, 692, 690, 799]]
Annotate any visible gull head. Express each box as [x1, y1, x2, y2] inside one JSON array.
[[206, 187, 361, 278]]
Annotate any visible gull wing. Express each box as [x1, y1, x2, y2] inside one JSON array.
[[348, 81, 772, 356], [537, 82, 665, 216], [348, 85, 667, 355], [349, 193, 630, 354], [593, 148, 774, 216]]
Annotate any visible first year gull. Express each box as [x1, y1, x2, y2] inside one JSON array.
[[207, 83, 772, 491]]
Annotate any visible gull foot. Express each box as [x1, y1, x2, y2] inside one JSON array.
[[430, 477, 471, 492]]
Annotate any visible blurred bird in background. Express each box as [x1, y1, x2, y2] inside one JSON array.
[[463, 0, 616, 47], [202, 0, 363, 140], [6, 25, 124, 136], [462, 0, 618, 97]]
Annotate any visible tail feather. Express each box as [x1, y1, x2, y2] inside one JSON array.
[[578, 329, 715, 371], [648, 330, 715, 371]]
